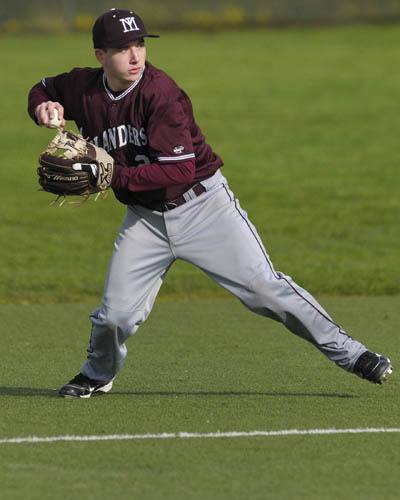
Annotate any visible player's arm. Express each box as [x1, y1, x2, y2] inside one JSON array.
[[111, 158, 195, 192], [111, 91, 196, 192], [27, 72, 73, 127]]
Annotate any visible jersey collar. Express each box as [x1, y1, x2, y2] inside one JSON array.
[[102, 69, 144, 101]]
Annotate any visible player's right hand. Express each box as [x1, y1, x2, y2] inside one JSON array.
[[35, 101, 66, 128]]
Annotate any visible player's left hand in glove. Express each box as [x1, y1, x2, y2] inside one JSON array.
[[38, 130, 114, 202]]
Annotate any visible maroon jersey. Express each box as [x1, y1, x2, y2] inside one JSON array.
[[28, 62, 223, 206]]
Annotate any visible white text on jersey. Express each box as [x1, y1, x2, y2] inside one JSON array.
[[89, 124, 148, 152]]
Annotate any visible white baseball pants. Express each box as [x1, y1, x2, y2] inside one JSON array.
[[82, 170, 366, 382]]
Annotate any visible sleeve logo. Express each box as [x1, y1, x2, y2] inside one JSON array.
[[173, 145, 185, 154]]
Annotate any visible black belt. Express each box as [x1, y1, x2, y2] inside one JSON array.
[[143, 183, 207, 212]]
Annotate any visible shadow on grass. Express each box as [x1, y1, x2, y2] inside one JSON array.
[[0, 387, 357, 399], [111, 390, 357, 399], [0, 387, 57, 397]]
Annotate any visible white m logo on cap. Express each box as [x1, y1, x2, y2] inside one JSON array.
[[119, 17, 140, 33]]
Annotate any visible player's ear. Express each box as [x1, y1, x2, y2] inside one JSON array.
[[95, 48, 106, 65]]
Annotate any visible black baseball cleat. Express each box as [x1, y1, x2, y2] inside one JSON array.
[[353, 351, 393, 384], [58, 373, 113, 398]]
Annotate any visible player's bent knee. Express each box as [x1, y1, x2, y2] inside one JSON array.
[[242, 271, 291, 317], [249, 271, 280, 296], [92, 306, 145, 337]]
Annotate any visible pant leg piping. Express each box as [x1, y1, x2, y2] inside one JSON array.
[[223, 186, 344, 332]]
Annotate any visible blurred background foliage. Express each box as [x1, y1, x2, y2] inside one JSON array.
[[2, 0, 400, 34]]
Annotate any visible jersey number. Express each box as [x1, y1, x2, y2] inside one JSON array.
[[135, 154, 150, 165]]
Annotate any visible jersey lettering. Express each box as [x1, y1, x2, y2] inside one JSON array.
[[108, 128, 117, 150], [117, 125, 128, 147], [128, 125, 140, 146], [91, 124, 148, 152], [102, 130, 110, 151], [139, 128, 148, 146]]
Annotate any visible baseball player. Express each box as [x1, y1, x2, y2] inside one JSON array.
[[28, 9, 392, 398]]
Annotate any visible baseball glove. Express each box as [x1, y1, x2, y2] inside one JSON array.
[[38, 130, 114, 203]]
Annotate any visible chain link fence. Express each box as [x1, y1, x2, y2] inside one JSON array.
[[1, 0, 400, 33]]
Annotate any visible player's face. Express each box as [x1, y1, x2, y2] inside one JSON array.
[[95, 39, 147, 90]]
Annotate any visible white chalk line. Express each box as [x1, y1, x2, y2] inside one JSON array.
[[1, 428, 400, 445]]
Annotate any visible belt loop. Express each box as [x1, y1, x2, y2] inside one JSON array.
[[182, 188, 197, 202]]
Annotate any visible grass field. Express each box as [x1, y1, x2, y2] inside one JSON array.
[[0, 25, 399, 500], [1, 25, 400, 302], [0, 297, 399, 500]]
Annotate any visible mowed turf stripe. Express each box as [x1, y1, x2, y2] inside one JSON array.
[[1, 428, 400, 445]]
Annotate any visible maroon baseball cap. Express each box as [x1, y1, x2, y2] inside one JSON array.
[[93, 8, 159, 49]]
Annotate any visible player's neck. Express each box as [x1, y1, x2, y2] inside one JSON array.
[[103, 71, 142, 93]]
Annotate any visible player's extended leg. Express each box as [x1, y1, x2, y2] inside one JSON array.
[[167, 180, 392, 382], [59, 205, 175, 397]]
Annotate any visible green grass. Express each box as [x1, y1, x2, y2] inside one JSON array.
[[1, 26, 399, 498], [0, 297, 399, 499], [1, 26, 400, 302]]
